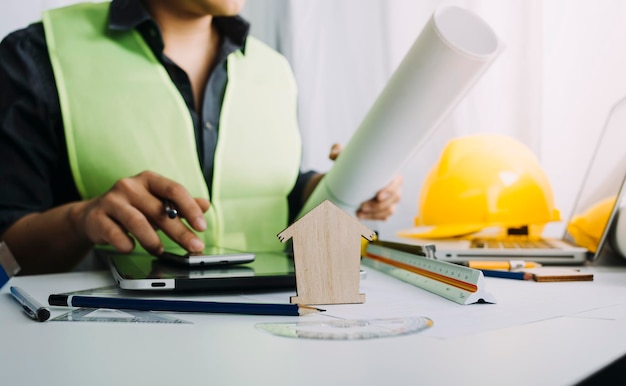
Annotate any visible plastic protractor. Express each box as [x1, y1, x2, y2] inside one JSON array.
[[256, 316, 433, 340]]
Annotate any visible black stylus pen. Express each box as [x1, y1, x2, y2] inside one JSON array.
[[164, 200, 178, 219], [10, 286, 50, 322]]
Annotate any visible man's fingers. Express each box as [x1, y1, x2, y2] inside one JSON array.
[[86, 211, 136, 253], [141, 195, 206, 253], [358, 203, 398, 220], [329, 143, 344, 161], [144, 172, 207, 231], [194, 197, 211, 212], [86, 171, 209, 254], [356, 175, 403, 220], [105, 201, 205, 254], [113, 205, 164, 254], [168, 225, 205, 252], [376, 176, 403, 203]]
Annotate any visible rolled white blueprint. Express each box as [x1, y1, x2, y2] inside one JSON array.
[[297, 5, 503, 218]]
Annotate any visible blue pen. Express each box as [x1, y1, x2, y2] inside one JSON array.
[[10, 286, 51, 322]]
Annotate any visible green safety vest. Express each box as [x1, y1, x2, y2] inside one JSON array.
[[42, 2, 301, 253]]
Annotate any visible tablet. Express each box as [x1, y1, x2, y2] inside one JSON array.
[[105, 250, 296, 292]]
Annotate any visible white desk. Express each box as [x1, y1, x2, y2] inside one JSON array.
[[2, 257, 626, 386]]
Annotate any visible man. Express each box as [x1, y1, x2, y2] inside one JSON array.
[[0, 0, 402, 274]]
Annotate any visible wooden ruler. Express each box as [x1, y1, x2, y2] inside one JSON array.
[[362, 241, 496, 305]]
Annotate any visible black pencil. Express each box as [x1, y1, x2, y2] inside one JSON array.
[[48, 294, 324, 316]]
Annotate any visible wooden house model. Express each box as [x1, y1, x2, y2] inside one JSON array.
[[277, 200, 375, 305]]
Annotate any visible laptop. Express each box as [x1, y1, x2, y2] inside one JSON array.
[[394, 96, 626, 265]]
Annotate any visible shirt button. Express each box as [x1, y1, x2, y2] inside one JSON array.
[[205, 121, 213, 130]]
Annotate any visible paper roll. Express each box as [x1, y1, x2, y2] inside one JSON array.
[[298, 5, 503, 218]]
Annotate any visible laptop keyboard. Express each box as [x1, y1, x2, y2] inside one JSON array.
[[470, 239, 557, 249]]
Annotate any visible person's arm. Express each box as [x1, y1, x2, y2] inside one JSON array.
[[1, 172, 210, 274], [0, 26, 209, 274], [1, 203, 94, 274]]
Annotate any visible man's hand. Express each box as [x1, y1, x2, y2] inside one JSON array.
[[356, 174, 403, 220], [72, 171, 210, 255]]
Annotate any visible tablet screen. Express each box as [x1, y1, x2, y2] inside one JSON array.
[[105, 250, 296, 292]]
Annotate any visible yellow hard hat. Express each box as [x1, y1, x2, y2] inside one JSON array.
[[567, 196, 616, 253], [407, 134, 560, 239]]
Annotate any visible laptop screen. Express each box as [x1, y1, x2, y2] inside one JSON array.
[[563, 96, 626, 260]]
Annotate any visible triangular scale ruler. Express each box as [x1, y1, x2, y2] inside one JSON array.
[[363, 242, 496, 305]]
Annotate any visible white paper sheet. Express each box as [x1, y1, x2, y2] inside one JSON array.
[[243, 267, 626, 340]]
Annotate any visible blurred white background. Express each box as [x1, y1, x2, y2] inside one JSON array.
[[2, 0, 626, 239]]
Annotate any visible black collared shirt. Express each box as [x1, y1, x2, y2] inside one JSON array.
[[0, 0, 313, 234]]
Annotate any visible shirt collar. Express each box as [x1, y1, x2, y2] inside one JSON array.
[[107, 0, 250, 54]]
